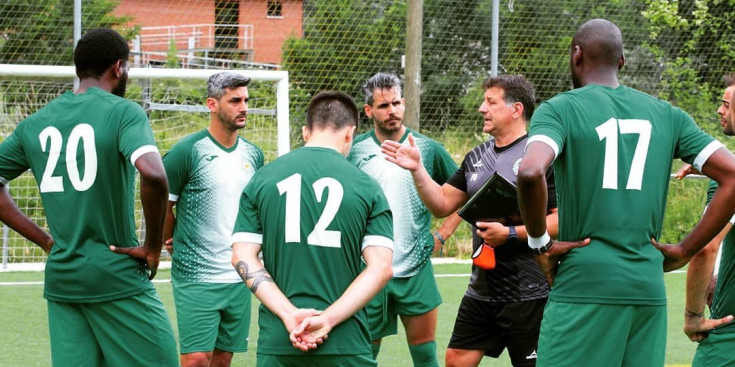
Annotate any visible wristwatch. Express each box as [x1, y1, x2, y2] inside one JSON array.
[[507, 226, 518, 242], [531, 240, 554, 255]]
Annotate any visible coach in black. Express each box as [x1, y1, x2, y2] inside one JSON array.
[[381, 74, 557, 367]]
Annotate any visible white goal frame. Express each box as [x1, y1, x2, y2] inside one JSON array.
[[0, 64, 291, 156]]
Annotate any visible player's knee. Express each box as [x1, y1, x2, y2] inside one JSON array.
[[181, 352, 212, 367]]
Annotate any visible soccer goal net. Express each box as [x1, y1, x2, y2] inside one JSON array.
[[0, 64, 290, 268]]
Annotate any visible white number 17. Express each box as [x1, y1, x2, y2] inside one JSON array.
[[595, 118, 652, 190]]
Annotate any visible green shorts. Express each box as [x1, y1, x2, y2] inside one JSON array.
[[366, 261, 442, 340], [537, 301, 666, 367], [692, 331, 735, 367], [173, 281, 251, 354], [257, 353, 376, 367], [47, 288, 178, 367]]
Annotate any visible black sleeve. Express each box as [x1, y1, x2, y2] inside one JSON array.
[[445, 155, 469, 193]]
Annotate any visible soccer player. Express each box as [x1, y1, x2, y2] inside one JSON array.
[[382, 74, 557, 367], [517, 19, 735, 367], [684, 74, 735, 366], [231, 91, 394, 366], [0, 28, 178, 366], [349, 72, 458, 366], [162, 72, 263, 367]]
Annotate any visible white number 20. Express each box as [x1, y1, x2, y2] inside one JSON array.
[[277, 173, 343, 248], [38, 124, 98, 193], [595, 118, 652, 190]]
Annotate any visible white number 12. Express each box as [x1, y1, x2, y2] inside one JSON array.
[[277, 173, 343, 248], [595, 118, 652, 190]]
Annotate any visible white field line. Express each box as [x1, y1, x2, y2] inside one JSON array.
[[0, 259, 687, 286]]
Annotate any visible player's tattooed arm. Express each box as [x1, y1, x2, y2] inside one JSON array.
[[235, 261, 275, 293]]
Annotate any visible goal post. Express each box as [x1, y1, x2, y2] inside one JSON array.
[[0, 64, 290, 268], [0, 64, 291, 156]]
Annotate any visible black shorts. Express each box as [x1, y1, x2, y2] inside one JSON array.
[[447, 295, 547, 367]]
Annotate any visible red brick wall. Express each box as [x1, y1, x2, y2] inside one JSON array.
[[241, 0, 302, 64], [115, 0, 302, 65]]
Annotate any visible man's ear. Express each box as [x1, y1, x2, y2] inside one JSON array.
[[302, 125, 310, 143], [571, 45, 582, 68], [618, 53, 626, 71], [206, 97, 217, 113], [512, 102, 524, 120], [345, 125, 357, 143], [364, 104, 373, 119]]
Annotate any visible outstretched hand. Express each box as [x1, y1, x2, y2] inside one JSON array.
[[684, 313, 734, 342], [650, 238, 691, 272], [109, 245, 159, 280], [289, 315, 332, 352], [381, 133, 421, 171], [535, 238, 591, 287]]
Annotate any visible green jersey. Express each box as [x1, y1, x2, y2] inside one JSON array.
[[0, 87, 159, 302], [529, 84, 720, 306], [349, 128, 457, 277], [164, 129, 263, 283], [712, 230, 735, 334], [232, 146, 394, 356]]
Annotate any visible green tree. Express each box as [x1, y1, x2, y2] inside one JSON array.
[[0, 0, 135, 65]]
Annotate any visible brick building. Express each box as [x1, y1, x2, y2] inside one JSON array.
[[115, 0, 303, 67]]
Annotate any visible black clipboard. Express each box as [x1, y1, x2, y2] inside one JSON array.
[[457, 172, 519, 225]]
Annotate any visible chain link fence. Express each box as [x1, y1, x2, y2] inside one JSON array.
[[0, 0, 733, 263]]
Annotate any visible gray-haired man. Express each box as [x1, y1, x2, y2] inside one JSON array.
[[163, 72, 264, 367]]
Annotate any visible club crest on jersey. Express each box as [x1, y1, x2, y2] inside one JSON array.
[[513, 158, 522, 176], [471, 173, 478, 182], [243, 162, 251, 170]]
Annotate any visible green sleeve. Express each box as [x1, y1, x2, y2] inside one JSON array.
[[363, 182, 394, 247], [430, 141, 458, 184], [673, 108, 716, 166], [529, 101, 566, 156], [0, 122, 30, 184], [233, 178, 263, 237], [162, 140, 192, 198], [116, 102, 157, 162]]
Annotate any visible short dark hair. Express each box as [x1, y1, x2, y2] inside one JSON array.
[[482, 75, 536, 121], [307, 91, 359, 132], [363, 72, 402, 106], [724, 73, 735, 87], [207, 72, 251, 99], [74, 28, 130, 79]]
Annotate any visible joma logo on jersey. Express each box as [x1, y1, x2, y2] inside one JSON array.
[[361, 154, 377, 162], [205, 155, 218, 161]]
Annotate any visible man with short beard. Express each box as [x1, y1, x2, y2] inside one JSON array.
[[683, 74, 735, 366], [348, 72, 459, 367], [162, 72, 263, 367], [0, 28, 177, 366]]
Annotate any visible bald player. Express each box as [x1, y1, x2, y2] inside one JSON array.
[[517, 19, 735, 367]]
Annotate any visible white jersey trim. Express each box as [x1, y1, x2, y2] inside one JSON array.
[[526, 135, 559, 159], [693, 141, 725, 172], [130, 145, 160, 166], [0, 176, 8, 186], [168, 193, 179, 202], [362, 235, 394, 251], [232, 232, 263, 245]]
